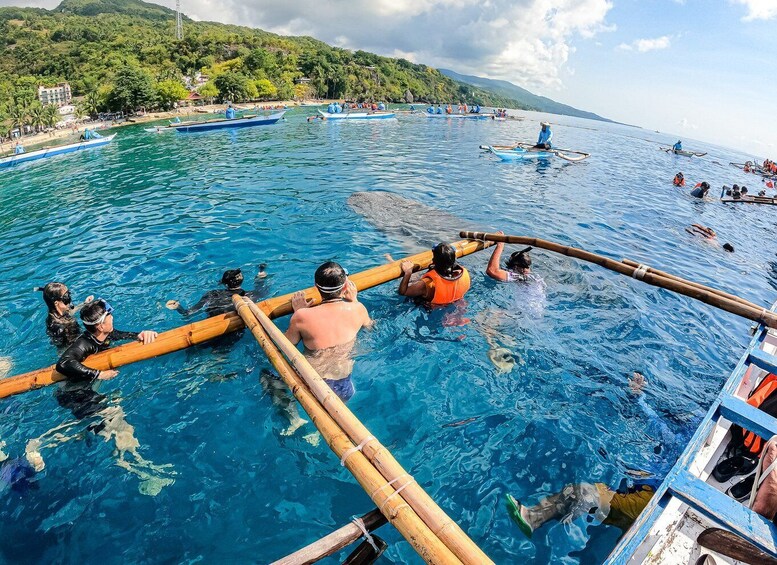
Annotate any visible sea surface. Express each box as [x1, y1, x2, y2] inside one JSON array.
[[0, 107, 775, 564]]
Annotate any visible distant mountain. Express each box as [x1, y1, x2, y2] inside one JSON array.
[[440, 69, 612, 123], [55, 0, 182, 20]]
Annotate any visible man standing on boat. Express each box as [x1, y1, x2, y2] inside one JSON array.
[[535, 122, 553, 149], [673, 140, 683, 152], [285, 262, 373, 402], [225, 103, 236, 119]]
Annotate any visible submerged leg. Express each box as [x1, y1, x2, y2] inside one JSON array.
[[260, 370, 310, 437]]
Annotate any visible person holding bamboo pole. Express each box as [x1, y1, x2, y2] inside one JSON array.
[[398, 243, 471, 306], [284, 262, 373, 403]]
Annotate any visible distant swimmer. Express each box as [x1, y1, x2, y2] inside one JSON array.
[[36, 282, 94, 348], [672, 140, 683, 152], [166, 266, 268, 318], [690, 181, 710, 198], [534, 122, 553, 150], [284, 262, 373, 403], [225, 103, 236, 119], [672, 172, 685, 187], [398, 243, 471, 306]]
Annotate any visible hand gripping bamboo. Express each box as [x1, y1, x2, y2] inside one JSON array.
[[232, 296, 462, 564], [239, 296, 493, 565], [460, 231, 777, 329], [0, 239, 492, 399]]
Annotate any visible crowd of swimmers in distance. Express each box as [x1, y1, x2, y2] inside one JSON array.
[[326, 101, 387, 114], [670, 173, 735, 252], [425, 103, 483, 115]]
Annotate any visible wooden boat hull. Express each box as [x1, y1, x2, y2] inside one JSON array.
[[0, 134, 115, 169], [317, 110, 395, 120], [174, 111, 285, 132]]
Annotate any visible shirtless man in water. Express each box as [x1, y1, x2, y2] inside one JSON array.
[[286, 261, 373, 402]]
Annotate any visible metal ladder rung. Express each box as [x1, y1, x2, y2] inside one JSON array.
[[719, 395, 777, 440], [668, 469, 777, 557]]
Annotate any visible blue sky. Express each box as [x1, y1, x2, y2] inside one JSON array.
[[3, 0, 775, 154]]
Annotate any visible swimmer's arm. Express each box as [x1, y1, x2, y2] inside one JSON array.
[[56, 345, 100, 382], [175, 293, 210, 317], [285, 313, 303, 345], [486, 240, 509, 282], [398, 261, 429, 298]]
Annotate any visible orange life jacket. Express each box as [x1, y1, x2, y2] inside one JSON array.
[[422, 267, 471, 305], [673, 176, 685, 187], [742, 373, 777, 455]]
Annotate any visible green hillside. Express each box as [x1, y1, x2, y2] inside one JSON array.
[[0, 0, 532, 134]]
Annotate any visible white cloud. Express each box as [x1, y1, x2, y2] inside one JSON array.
[[175, 0, 615, 91], [618, 36, 671, 52], [679, 117, 698, 130], [731, 0, 777, 20]]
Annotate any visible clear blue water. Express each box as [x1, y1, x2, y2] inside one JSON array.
[[0, 108, 775, 564]]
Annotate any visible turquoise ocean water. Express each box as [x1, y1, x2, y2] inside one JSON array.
[[0, 107, 775, 563]]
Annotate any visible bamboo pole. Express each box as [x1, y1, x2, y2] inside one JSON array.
[[460, 231, 777, 329], [620, 258, 762, 311], [271, 509, 387, 565], [241, 297, 493, 565], [0, 239, 492, 399], [232, 297, 462, 565]]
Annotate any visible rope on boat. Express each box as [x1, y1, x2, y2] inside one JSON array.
[[351, 516, 382, 554], [340, 435, 376, 466]]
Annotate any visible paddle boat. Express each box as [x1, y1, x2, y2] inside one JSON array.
[[662, 147, 707, 157], [607, 302, 777, 564], [481, 142, 590, 162], [0, 134, 116, 169], [172, 111, 286, 133], [316, 110, 395, 120]]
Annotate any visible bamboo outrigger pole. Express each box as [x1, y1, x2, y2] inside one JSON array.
[[232, 297, 464, 564], [460, 231, 777, 329], [0, 239, 493, 399], [238, 297, 493, 565]]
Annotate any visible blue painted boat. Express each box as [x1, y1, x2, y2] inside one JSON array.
[[486, 145, 555, 161], [0, 134, 116, 169], [316, 110, 395, 120], [607, 304, 777, 563], [173, 111, 285, 133]]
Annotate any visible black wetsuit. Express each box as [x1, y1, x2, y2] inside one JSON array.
[[55, 329, 138, 421], [177, 279, 269, 318], [46, 312, 82, 349]]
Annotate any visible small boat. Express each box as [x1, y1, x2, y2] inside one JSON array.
[[173, 111, 285, 133], [662, 147, 707, 157], [425, 113, 489, 120], [480, 142, 590, 163], [0, 134, 116, 169], [316, 110, 395, 120], [607, 304, 777, 563], [143, 126, 176, 133], [720, 186, 777, 206]]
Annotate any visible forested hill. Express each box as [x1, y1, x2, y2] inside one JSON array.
[[0, 0, 532, 121]]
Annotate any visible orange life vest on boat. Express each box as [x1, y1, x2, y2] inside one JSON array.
[[741, 373, 777, 455], [422, 267, 471, 305]]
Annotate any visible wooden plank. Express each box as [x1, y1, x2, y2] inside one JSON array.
[[669, 470, 777, 557], [719, 395, 777, 440], [271, 509, 387, 565], [698, 528, 777, 564]]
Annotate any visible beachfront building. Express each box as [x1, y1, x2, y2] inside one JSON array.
[[37, 83, 72, 107]]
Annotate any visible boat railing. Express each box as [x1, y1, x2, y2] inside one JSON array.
[[606, 304, 777, 563]]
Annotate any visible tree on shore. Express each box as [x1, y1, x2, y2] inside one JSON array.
[[155, 79, 189, 109], [8, 103, 29, 137], [107, 65, 155, 114], [198, 81, 218, 104], [213, 72, 250, 102]]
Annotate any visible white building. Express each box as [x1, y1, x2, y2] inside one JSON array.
[[37, 83, 72, 106]]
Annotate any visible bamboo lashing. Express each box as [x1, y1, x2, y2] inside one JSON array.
[[460, 231, 777, 329], [232, 297, 463, 564], [620, 258, 761, 311], [271, 509, 387, 565], [0, 239, 493, 399], [239, 297, 493, 565]]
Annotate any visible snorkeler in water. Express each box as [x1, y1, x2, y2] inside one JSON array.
[[36, 282, 94, 348], [166, 265, 268, 318], [486, 231, 533, 282], [399, 243, 471, 305]]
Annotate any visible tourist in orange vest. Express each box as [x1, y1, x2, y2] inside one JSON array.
[[398, 243, 470, 305]]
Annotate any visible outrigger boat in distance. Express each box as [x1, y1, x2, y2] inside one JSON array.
[[720, 186, 777, 206], [0, 134, 116, 169], [480, 142, 591, 162], [606, 302, 777, 564], [661, 147, 707, 157], [172, 111, 286, 133], [425, 113, 489, 120], [316, 110, 396, 120]]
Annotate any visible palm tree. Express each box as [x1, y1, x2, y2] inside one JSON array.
[[43, 104, 59, 129], [84, 91, 101, 118], [8, 104, 28, 138], [28, 104, 45, 133]]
